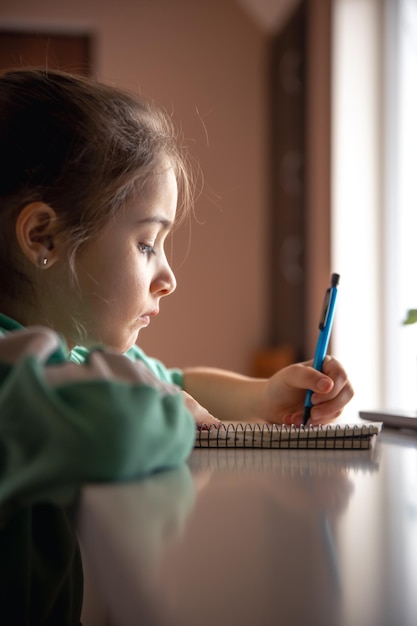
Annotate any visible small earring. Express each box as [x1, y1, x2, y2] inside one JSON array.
[[38, 256, 48, 267]]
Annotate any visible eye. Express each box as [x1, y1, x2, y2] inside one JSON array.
[[138, 242, 156, 257]]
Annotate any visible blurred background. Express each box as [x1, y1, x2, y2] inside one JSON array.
[[1, 0, 416, 417]]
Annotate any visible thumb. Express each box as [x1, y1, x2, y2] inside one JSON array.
[[281, 363, 334, 393], [313, 373, 334, 393]]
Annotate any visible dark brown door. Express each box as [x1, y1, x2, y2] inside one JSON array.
[[0, 31, 91, 74]]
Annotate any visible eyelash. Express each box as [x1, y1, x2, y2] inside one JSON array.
[[138, 242, 156, 257]]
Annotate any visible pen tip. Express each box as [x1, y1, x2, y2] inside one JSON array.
[[303, 406, 311, 427]]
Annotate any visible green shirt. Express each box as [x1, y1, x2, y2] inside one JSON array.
[[0, 314, 197, 625], [0, 312, 195, 508]]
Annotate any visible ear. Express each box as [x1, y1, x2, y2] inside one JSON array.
[[15, 202, 61, 270]]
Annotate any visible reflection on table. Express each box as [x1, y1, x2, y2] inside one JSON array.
[[2, 427, 417, 626], [77, 428, 417, 626], [0, 484, 82, 625]]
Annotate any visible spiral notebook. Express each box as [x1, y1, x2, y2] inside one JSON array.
[[195, 421, 381, 450]]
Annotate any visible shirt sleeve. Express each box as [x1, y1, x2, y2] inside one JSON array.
[[0, 327, 195, 508]]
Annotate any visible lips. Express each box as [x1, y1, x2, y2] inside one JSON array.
[[139, 310, 158, 326]]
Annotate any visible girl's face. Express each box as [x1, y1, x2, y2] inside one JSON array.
[[60, 166, 178, 352]]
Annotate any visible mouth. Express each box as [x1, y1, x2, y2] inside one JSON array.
[[139, 310, 158, 327]]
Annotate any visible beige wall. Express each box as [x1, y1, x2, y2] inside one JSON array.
[[0, 0, 268, 373]]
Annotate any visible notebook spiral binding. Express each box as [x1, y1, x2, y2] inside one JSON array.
[[195, 422, 381, 450]]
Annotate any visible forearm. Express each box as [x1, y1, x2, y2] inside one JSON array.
[[182, 367, 268, 423]]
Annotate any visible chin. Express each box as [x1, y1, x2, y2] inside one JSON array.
[[102, 326, 140, 355], [119, 332, 140, 354]]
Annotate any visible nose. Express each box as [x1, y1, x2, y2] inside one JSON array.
[[151, 259, 177, 297]]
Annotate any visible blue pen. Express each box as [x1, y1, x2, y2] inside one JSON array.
[[303, 273, 340, 426]]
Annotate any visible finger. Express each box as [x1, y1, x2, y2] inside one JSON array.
[[309, 383, 353, 422], [283, 412, 304, 427], [309, 407, 343, 425], [281, 363, 334, 395], [196, 413, 221, 429], [321, 356, 349, 392], [312, 380, 354, 407], [310, 386, 353, 425], [284, 407, 340, 427], [308, 356, 352, 405], [182, 391, 221, 428]]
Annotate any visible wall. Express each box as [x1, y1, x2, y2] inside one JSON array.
[[0, 0, 268, 373]]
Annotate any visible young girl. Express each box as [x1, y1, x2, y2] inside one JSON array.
[[0, 68, 354, 499]]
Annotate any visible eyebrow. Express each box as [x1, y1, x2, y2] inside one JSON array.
[[136, 217, 173, 230]]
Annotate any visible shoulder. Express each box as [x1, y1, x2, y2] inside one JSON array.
[[125, 344, 183, 387], [69, 343, 184, 387]]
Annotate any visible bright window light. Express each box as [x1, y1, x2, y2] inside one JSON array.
[[333, 0, 417, 414], [332, 0, 382, 417], [384, 0, 417, 411]]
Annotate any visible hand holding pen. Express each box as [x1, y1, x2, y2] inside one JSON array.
[[303, 273, 340, 426], [242, 272, 352, 427]]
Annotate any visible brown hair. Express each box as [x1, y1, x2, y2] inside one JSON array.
[[0, 68, 193, 299]]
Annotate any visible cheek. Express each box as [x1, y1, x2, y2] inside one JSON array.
[[132, 267, 151, 298], [77, 244, 151, 307], [108, 260, 150, 304], [76, 261, 123, 309]]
